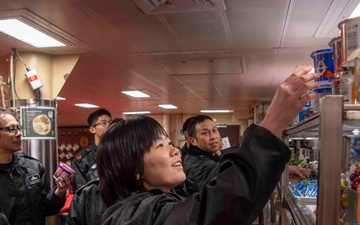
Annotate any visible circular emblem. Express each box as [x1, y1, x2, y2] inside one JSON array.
[[80, 136, 89, 148]]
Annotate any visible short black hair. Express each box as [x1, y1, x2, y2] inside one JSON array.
[[97, 115, 168, 206], [182, 116, 194, 134], [187, 115, 214, 138], [87, 108, 111, 127]]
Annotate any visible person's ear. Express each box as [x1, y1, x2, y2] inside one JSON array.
[[89, 126, 96, 134], [190, 137, 197, 146], [136, 173, 144, 181]]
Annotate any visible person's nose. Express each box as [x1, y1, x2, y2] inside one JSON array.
[[15, 130, 22, 136], [15, 128, 22, 136], [171, 146, 181, 156], [209, 131, 216, 140]]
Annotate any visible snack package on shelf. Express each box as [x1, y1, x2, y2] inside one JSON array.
[[292, 179, 318, 198]]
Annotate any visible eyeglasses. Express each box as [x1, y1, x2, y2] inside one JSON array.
[[0, 125, 22, 134], [93, 120, 112, 127]]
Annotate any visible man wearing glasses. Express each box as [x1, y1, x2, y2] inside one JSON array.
[[0, 111, 70, 225], [72, 108, 112, 190]]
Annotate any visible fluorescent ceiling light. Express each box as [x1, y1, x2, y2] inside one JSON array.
[[349, 2, 360, 18], [123, 111, 151, 115], [290, 137, 319, 140], [75, 103, 99, 108], [158, 104, 177, 109], [122, 91, 150, 98], [0, 19, 65, 48], [200, 110, 232, 113], [314, 0, 360, 37], [56, 96, 66, 100]]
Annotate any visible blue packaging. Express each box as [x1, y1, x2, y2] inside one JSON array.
[[311, 48, 335, 84]]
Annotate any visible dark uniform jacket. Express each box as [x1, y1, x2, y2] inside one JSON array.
[[72, 143, 97, 189], [180, 143, 189, 161], [66, 178, 107, 225], [0, 208, 9, 225], [0, 152, 66, 225], [176, 144, 220, 196], [100, 124, 291, 225]]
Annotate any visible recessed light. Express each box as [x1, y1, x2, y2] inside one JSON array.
[[0, 19, 65, 48], [123, 111, 151, 115], [200, 110, 232, 113], [75, 103, 99, 108], [56, 96, 66, 100], [121, 91, 150, 98], [158, 104, 177, 109]]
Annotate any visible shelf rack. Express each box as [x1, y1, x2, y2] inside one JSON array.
[[281, 96, 360, 225]]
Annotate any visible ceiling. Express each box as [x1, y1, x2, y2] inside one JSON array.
[[0, 0, 356, 126]]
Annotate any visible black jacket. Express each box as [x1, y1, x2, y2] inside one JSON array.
[[100, 124, 291, 225], [180, 143, 189, 161], [72, 143, 98, 189], [0, 208, 9, 225], [66, 178, 107, 225], [0, 152, 65, 225], [176, 144, 220, 196]]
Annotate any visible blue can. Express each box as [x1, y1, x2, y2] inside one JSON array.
[[310, 48, 335, 84]]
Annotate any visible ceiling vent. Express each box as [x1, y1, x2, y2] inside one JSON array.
[[154, 57, 246, 76], [132, 0, 226, 15]]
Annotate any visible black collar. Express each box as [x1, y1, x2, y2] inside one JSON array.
[[188, 144, 220, 161]]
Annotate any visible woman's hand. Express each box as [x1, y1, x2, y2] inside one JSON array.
[[260, 67, 320, 136], [288, 165, 311, 180]]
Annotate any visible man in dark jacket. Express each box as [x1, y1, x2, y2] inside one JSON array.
[[67, 118, 124, 225], [72, 108, 112, 189], [177, 114, 222, 196], [0, 111, 70, 225]]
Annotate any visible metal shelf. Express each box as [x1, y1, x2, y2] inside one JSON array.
[[281, 95, 351, 225], [284, 103, 360, 138], [284, 195, 315, 225]]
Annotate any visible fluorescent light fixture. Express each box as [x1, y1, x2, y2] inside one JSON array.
[[158, 104, 177, 109], [349, 2, 360, 18], [314, 0, 360, 37], [290, 137, 319, 140], [0, 19, 65, 48], [56, 96, 66, 100], [122, 91, 150, 98], [200, 110, 232, 113], [75, 103, 99, 108], [123, 111, 151, 115]]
